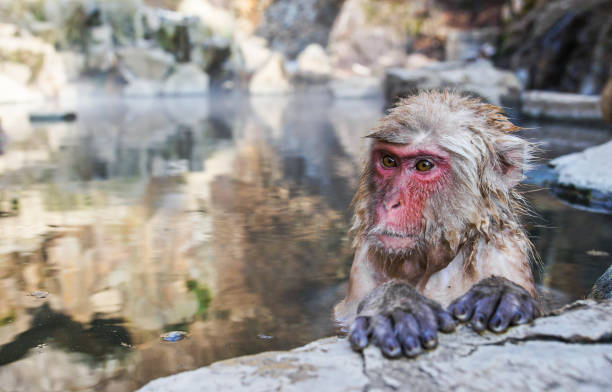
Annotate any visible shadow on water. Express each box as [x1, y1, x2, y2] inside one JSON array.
[[0, 93, 609, 391]]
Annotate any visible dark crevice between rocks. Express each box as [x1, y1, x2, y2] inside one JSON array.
[[457, 344, 480, 358], [547, 301, 594, 315], [356, 350, 370, 392], [482, 332, 612, 348], [416, 364, 441, 386]]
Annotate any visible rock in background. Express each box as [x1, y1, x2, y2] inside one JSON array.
[[295, 43, 332, 82], [256, 0, 345, 59], [498, 0, 612, 95], [0, 0, 610, 104], [385, 59, 522, 105], [0, 23, 67, 103], [548, 140, 612, 212], [589, 266, 612, 300], [520, 91, 603, 121], [249, 53, 292, 95]]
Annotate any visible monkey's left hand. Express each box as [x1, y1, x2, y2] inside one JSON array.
[[348, 280, 457, 358], [448, 276, 541, 333]]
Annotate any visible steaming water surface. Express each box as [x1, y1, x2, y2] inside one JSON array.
[[0, 94, 610, 391]]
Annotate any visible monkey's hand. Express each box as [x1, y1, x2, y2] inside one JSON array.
[[448, 276, 541, 333], [348, 280, 457, 358]]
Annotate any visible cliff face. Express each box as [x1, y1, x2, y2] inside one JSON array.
[[138, 300, 612, 392]]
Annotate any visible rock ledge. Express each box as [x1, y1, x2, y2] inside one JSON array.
[[138, 300, 612, 392]]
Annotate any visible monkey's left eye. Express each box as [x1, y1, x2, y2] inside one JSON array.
[[415, 159, 434, 172], [381, 155, 398, 168]]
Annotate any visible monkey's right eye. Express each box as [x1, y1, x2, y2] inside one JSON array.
[[381, 155, 398, 168]]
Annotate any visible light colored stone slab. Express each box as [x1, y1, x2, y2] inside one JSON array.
[[138, 301, 612, 392]]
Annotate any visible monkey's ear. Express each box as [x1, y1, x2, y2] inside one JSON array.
[[495, 135, 530, 188]]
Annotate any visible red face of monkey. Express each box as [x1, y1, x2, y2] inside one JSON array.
[[369, 140, 451, 251], [356, 93, 530, 256]]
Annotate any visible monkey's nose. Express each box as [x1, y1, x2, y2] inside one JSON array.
[[385, 200, 401, 210]]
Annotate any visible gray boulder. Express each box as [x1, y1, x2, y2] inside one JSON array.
[[162, 63, 209, 96], [138, 300, 612, 392], [385, 60, 522, 105], [521, 91, 603, 121], [117, 47, 176, 82], [235, 36, 272, 74], [295, 43, 331, 81], [249, 53, 292, 95]]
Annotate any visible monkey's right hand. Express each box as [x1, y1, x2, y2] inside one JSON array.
[[348, 280, 457, 358]]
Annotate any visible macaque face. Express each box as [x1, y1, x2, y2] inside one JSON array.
[[368, 140, 451, 252]]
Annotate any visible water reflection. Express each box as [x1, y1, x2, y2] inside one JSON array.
[[0, 95, 610, 391]]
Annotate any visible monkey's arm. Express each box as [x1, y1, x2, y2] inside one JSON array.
[[448, 276, 541, 332], [348, 280, 456, 358]]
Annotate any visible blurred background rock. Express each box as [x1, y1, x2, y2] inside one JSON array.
[[0, 0, 608, 107]]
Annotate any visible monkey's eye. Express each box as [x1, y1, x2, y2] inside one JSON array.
[[381, 155, 398, 168], [415, 159, 434, 172]]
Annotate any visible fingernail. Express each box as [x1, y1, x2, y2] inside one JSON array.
[[472, 315, 485, 331], [384, 339, 401, 357], [404, 337, 422, 357], [490, 316, 504, 332], [455, 305, 467, 319], [421, 332, 437, 349]]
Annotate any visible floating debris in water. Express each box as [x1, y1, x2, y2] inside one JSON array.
[[28, 290, 49, 298], [587, 249, 610, 257], [29, 112, 77, 122], [257, 334, 274, 340], [161, 331, 188, 342], [120, 342, 132, 348]]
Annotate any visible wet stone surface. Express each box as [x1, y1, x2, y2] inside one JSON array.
[[138, 300, 612, 392]]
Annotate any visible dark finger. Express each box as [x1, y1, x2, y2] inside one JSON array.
[[435, 309, 457, 333], [489, 292, 521, 333], [392, 311, 422, 357], [470, 294, 500, 332], [349, 316, 371, 351], [371, 315, 401, 358], [414, 304, 438, 349], [448, 291, 477, 322], [511, 296, 540, 325], [425, 299, 457, 333]]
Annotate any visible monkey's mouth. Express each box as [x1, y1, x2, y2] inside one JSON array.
[[371, 230, 415, 250]]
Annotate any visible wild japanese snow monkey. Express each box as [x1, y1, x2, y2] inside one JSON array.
[[335, 91, 541, 358]]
